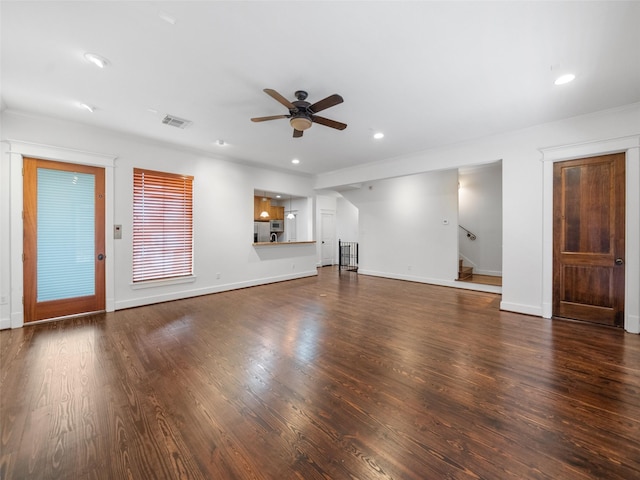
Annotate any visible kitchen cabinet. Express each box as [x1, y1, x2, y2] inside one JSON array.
[[270, 206, 284, 220], [254, 196, 271, 221], [253, 196, 284, 221]]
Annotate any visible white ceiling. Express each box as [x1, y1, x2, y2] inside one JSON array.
[[2, 1, 639, 176]]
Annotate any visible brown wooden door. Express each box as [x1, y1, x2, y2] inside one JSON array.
[[23, 158, 106, 322], [553, 153, 625, 327]]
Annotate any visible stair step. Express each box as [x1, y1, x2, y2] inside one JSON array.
[[458, 264, 473, 280]]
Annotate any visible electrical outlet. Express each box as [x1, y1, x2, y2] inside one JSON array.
[[216, 272, 221, 279]]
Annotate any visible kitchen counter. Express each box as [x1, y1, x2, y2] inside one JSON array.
[[252, 241, 316, 246]]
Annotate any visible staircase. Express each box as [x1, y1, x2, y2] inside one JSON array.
[[458, 259, 473, 281]]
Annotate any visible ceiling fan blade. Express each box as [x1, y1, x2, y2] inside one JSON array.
[[310, 94, 343, 113], [251, 115, 288, 122], [293, 129, 303, 138], [264, 88, 296, 110], [312, 116, 347, 130]]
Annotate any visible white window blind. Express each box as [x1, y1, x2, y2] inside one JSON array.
[[133, 168, 194, 283], [37, 168, 96, 300]]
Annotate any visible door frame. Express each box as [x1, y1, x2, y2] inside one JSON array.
[[6, 141, 116, 328], [541, 135, 640, 333]]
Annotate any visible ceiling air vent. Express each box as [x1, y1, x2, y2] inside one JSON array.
[[162, 114, 192, 129]]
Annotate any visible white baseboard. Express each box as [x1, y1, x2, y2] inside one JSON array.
[[500, 301, 543, 317], [114, 269, 317, 311], [0, 317, 10, 330], [506, 303, 639, 333], [625, 313, 640, 334]]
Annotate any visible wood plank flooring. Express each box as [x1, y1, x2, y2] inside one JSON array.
[[2, 267, 639, 479]]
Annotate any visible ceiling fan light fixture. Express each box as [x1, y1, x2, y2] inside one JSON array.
[[290, 116, 312, 131]]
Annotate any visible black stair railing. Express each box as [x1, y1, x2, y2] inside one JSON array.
[[458, 225, 477, 241], [338, 239, 358, 273]]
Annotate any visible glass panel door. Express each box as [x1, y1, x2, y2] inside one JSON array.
[[23, 158, 105, 322]]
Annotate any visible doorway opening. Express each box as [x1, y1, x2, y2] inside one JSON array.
[[457, 161, 503, 287]]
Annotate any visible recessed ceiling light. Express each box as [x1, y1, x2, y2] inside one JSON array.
[[373, 132, 384, 139], [554, 73, 575, 85], [291, 159, 300, 165], [84, 53, 109, 69], [79, 103, 94, 113], [215, 139, 226, 146], [158, 10, 176, 25]]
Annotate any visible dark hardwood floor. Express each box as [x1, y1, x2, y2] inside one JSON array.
[[2, 267, 639, 479]]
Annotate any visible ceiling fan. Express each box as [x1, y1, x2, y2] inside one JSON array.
[[251, 89, 347, 138]]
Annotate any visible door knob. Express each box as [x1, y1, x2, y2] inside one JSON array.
[[615, 258, 624, 265], [97, 253, 105, 261]]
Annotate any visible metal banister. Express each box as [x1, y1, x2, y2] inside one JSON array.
[[458, 225, 477, 241]]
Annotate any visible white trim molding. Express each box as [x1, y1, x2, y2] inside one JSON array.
[[6, 140, 117, 168], [4, 140, 118, 328], [539, 135, 640, 163], [539, 135, 640, 334]]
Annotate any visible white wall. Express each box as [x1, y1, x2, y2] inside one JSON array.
[[290, 197, 312, 242], [317, 103, 640, 333], [341, 170, 459, 284], [458, 162, 502, 275], [336, 194, 359, 244], [1, 111, 319, 328]]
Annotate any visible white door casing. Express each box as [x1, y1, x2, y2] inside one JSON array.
[[539, 135, 640, 334], [5, 140, 116, 329]]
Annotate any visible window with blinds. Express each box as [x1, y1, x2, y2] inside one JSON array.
[[133, 168, 194, 283]]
